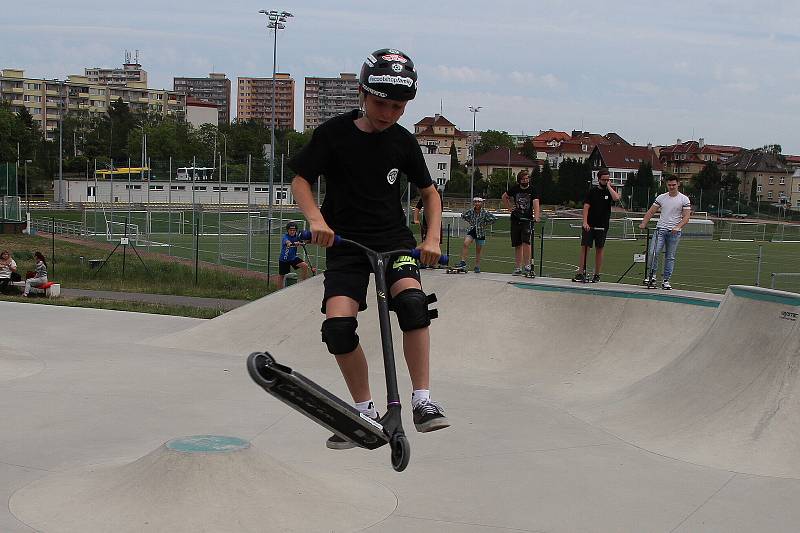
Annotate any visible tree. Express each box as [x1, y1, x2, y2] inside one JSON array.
[[539, 161, 556, 204], [520, 138, 537, 162], [690, 161, 722, 196], [487, 168, 513, 198], [475, 129, 515, 156], [749, 175, 758, 203], [762, 144, 782, 155], [449, 141, 462, 173], [624, 161, 657, 210], [555, 159, 588, 205]]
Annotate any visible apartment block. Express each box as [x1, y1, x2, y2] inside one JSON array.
[[0, 68, 186, 140], [303, 73, 359, 130], [85, 62, 147, 87], [236, 73, 295, 129], [174, 73, 232, 124]]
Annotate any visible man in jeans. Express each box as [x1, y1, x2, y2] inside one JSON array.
[[639, 176, 691, 289]]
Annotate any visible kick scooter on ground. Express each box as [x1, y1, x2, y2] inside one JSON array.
[[247, 231, 448, 472]]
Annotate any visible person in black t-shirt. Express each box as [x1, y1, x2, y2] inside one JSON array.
[[572, 167, 621, 283], [502, 169, 541, 275], [289, 48, 449, 450], [413, 187, 443, 247]]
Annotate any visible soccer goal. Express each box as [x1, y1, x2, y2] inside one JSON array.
[[544, 217, 582, 239], [721, 222, 767, 242], [106, 221, 140, 243], [771, 224, 800, 243], [147, 210, 186, 235]]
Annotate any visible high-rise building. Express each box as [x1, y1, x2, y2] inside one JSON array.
[[85, 51, 147, 86], [303, 73, 359, 130], [0, 68, 185, 140], [173, 73, 232, 124], [236, 73, 295, 129]]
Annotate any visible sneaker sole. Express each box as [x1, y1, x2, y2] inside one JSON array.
[[414, 417, 450, 433]]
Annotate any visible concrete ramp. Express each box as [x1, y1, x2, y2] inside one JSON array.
[[580, 286, 800, 477], [10, 435, 395, 533]]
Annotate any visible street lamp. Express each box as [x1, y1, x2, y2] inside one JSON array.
[[468, 105, 481, 200], [258, 8, 293, 223]]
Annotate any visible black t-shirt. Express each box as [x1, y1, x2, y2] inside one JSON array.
[[290, 110, 433, 249], [584, 186, 614, 229], [505, 184, 539, 219]]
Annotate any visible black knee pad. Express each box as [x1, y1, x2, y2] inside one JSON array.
[[390, 288, 438, 332], [321, 317, 359, 355]]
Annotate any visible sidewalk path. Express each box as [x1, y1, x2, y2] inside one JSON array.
[[61, 288, 249, 311]]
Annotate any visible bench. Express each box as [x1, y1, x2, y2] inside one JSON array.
[[10, 280, 61, 298]]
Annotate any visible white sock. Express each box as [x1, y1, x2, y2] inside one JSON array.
[[355, 400, 377, 418], [411, 389, 430, 407]]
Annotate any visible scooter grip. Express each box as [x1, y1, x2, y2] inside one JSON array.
[[411, 249, 449, 265], [298, 230, 342, 245]]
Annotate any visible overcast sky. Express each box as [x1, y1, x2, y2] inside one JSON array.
[[3, 1, 799, 153]]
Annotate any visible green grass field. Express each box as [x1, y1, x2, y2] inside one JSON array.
[[30, 209, 800, 294]]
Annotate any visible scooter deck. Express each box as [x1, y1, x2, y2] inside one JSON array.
[[247, 352, 389, 450], [446, 267, 467, 274]]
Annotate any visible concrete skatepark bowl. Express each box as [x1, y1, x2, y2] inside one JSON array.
[[2, 273, 800, 532]]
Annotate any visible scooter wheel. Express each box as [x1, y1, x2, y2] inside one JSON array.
[[390, 433, 410, 472], [249, 352, 278, 386]]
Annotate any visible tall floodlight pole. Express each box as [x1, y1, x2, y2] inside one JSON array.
[[258, 10, 293, 219], [468, 105, 482, 200], [259, 8, 293, 281], [58, 79, 65, 206]]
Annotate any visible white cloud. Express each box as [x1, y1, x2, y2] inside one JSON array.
[[429, 65, 499, 84], [509, 71, 564, 89]]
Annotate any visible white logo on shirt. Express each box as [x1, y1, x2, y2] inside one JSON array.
[[387, 168, 399, 185]]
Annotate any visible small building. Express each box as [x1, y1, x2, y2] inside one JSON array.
[[588, 144, 663, 187], [422, 152, 450, 190], [791, 169, 800, 211], [472, 148, 537, 178], [186, 97, 219, 129], [721, 150, 793, 207], [414, 114, 470, 164]]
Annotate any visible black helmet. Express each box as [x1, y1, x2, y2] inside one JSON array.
[[286, 222, 298, 231], [359, 48, 417, 101]]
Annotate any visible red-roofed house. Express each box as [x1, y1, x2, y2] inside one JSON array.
[[473, 148, 538, 178], [414, 114, 470, 164], [546, 131, 630, 168], [658, 139, 742, 184], [784, 155, 800, 170], [588, 144, 663, 187]]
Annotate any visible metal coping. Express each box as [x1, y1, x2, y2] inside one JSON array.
[[729, 285, 800, 307], [165, 435, 251, 453], [510, 282, 721, 308]]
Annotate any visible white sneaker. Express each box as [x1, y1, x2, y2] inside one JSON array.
[[512, 268, 523, 276], [661, 280, 672, 290]]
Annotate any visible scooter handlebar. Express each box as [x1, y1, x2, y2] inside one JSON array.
[[298, 230, 449, 265]]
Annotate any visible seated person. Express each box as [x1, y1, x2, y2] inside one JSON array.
[[22, 252, 48, 297], [0, 250, 20, 294]]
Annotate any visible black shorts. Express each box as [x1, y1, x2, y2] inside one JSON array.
[[510, 220, 532, 247], [279, 257, 305, 275], [581, 228, 608, 248], [322, 247, 421, 313]]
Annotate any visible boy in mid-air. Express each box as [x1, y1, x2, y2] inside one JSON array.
[[289, 48, 449, 450]]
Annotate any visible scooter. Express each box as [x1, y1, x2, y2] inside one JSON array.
[[247, 231, 448, 472]]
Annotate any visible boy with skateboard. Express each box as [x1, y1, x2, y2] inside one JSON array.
[[572, 168, 620, 283], [639, 176, 691, 290], [454, 197, 497, 273], [278, 222, 312, 288], [502, 169, 541, 275], [289, 48, 449, 450]]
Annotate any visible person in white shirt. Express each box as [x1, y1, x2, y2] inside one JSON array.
[[0, 250, 19, 294], [638, 177, 691, 290]]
